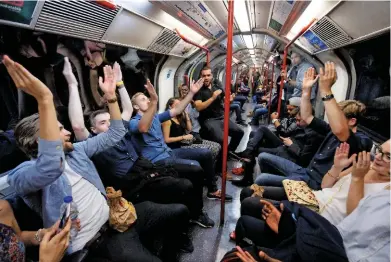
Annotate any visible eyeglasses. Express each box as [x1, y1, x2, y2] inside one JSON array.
[[374, 144, 391, 162]]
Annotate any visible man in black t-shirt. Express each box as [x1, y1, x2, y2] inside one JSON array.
[[194, 66, 244, 152]]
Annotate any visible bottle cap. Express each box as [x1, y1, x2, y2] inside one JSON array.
[[64, 196, 73, 203]]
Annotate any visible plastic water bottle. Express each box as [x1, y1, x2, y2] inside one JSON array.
[[60, 196, 79, 239]]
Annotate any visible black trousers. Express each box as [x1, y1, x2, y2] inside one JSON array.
[[92, 201, 189, 262], [200, 117, 244, 152], [246, 126, 282, 155], [240, 187, 287, 203], [236, 197, 281, 248]]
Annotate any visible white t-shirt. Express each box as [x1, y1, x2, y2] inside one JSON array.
[[64, 162, 109, 253], [313, 173, 389, 225]]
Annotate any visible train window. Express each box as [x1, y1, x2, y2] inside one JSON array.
[[346, 32, 390, 141]]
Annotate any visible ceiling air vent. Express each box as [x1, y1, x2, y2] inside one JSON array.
[[147, 28, 181, 55], [311, 16, 352, 49], [35, 0, 120, 41]]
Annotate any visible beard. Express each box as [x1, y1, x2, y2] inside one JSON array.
[[63, 142, 74, 153]]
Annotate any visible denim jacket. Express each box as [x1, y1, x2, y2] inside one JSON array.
[[7, 120, 126, 228]]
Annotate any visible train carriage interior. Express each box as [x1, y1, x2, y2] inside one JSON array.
[[0, 0, 390, 262]]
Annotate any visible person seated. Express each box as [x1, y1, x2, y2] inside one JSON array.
[[130, 78, 232, 204], [239, 142, 390, 229], [4, 56, 188, 261], [226, 185, 390, 262], [249, 80, 285, 126], [194, 66, 244, 154], [163, 97, 221, 160], [229, 94, 248, 126], [0, 199, 71, 262], [267, 97, 301, 134], [255, 63, 372, 190], [64, 60, 200, 253]]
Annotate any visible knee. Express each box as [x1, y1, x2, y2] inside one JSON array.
[[0, 200, 12, 216], [257, 152, 273, 163], [170, 204, 190, 222], [240, 187, 254, 202], [240, 197, 258, 216]]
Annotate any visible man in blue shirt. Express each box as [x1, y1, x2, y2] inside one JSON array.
[[281, 52, 317, 101], [129, 78, 234, 226]]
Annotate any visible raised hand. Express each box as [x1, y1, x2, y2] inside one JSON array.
[[319, 62, 337, 94], [334, 142, 356, 170], [98, 65, 116, 98], [113, 62, 122, 83], [190, 78, 204, 94], [144, 79, 158, 102], [352, 151, 371, 180], [302, 67, 319, 92], [260, 200, 283, 234], [3, 55, 52, 101], [62, 57, 78, 86], [39, 219, 71, 262]]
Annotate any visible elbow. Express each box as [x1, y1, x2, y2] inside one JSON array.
[[36, 156, 65, 180], [334, 124, 350, 142], [138, 124, 149, 133], [72, 124, 86, 133]]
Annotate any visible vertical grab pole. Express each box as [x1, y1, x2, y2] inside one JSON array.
[[220, 0, 234, 226], [277, 18, 316, 115], [267, 62, 275, 123]]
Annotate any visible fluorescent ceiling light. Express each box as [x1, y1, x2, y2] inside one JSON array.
[[249, 49, 255, 55], [234, 0, 250, 32], [243, 35, 254, 49], [250, 54, 255, 58], [286, 1, 339, 40]]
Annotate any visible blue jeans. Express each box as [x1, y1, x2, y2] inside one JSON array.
[[160, 147, 218, 193], [230, 103, 243, 121], [234, 96, 247, 108], [255, 153, 312, 188], [251, 108, 268, 123]]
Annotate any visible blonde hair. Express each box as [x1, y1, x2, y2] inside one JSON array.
[[338, 100, 366, 126], [131, 92, 145, 109]]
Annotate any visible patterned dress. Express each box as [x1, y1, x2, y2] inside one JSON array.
[[0, 223, 25, 262]]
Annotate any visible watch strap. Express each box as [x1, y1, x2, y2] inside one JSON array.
[[322, 94, 334, 101]]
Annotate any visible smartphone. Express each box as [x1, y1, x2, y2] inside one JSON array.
[[59, 204, 70, 229]]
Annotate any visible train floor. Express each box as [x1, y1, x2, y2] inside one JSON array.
[[179, 102, 261, 262]]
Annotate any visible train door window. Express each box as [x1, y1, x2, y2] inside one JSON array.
[[346, 32, 390, 141]]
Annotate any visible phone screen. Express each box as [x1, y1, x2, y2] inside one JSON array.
[[59, 204, 70, 229]]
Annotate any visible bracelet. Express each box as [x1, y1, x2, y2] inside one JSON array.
[[116, 81, 124, 87], [326, 171, 338, 179], [107, 97, 118, 104], [322, 93, 334, 101], [35, 229, 43, 243]]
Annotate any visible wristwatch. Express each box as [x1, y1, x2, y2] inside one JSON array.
[[322, 93, 334, 101]]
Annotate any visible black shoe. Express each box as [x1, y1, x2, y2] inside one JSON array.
[[228, 151, 251, 163], [236, 120, 248, 127], [179, 233, 194, 253], [236, 150, 252, 159], [190, 211, 215, 228], [232, 178, 253, 187], [207, 190, 233, 202]]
